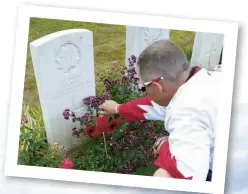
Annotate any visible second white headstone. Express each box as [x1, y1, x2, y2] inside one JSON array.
[[125, 26, 170, 66], [190, 32, 223, 70]]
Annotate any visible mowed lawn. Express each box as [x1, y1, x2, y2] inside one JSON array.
[[24, 17, 195, 106]]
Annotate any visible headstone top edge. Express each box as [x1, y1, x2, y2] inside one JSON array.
[[29, 29, 92, 48]]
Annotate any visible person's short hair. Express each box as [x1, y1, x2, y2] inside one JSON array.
[[137, 40, 190, 83]]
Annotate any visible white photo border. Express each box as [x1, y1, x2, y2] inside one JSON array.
[[4, 4, 239, 194]]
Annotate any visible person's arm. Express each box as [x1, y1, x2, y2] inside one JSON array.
[[154, 101, 215, 180], [117, 96, 166, 122]]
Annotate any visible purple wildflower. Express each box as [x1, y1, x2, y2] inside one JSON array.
[[130, 55, 137, 64], [21, 116, 28, 124], [122, 76, 128, 83], [71, 112, 75, 117], [63, 109, 70, 120], [103, 79, 112, 91], [103, 78, 110, 84], [131, 55, 136, 61], [103, 92, 110, 100], [72, 129, 79, 138], [131, 67, 136, 73], [126, 55, 137, 70], [82, 113, 89, 118], [83, 96, 100, 108], [125, 65, 138, 83], [81, 112, 90, 125]]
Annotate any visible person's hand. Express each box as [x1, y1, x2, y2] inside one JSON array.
[[153, 140, 165, 155], [98, 100, 120, 116], [153, 136, 168, 155]]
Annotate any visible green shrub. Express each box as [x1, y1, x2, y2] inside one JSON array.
[[18, 104, 48, 165], [71, 136, 122, 172], [18, 105, 67, 168]]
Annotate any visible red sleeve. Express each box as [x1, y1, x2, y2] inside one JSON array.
[[118, 96, 167, 122], [118, 96, 154, 122], [153, 141, 193, 180]]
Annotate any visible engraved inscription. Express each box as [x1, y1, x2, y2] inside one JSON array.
[[143, 28, 164, 47], [55, 43, 80, 74], [52, 73, 94, 99], [52, 80, 94, 99]]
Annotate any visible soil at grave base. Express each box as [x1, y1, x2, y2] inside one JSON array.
[[67, 135, 91, 158], [67, 148, 81, 158]]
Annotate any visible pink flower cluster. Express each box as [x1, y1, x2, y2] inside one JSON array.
[[21, 116, 28, 124], [59, 157, 73, 169]]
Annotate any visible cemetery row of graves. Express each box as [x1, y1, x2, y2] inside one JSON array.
[[18, 18, 223, 175]]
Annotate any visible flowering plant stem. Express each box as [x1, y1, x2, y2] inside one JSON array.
[[102, 132, 108, 157]]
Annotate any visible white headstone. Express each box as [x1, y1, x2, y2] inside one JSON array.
[[125, 26, 170, 66], [190, 32, 224, 71], [30, 29, 95, 149]]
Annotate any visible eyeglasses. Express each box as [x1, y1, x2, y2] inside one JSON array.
[[138, 76, 164, 92]]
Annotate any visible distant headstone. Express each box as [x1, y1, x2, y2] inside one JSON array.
[[190, 32, 224, 70], [30, 29, 95, 149], [125, 26, 170, 66]]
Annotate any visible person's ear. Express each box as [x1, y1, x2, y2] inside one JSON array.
[[153, 82, 163, 92]]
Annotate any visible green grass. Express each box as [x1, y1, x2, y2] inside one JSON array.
[[24, 17, 195, 106]]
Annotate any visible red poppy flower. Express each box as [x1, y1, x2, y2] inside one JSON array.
[[96, 115, 109, 131], [84, 126, 95, 135], [83, 126, 103, 137], [108, 119, 121, 132], [59, 157, 73, 169], [83, 117, 122, 137]]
